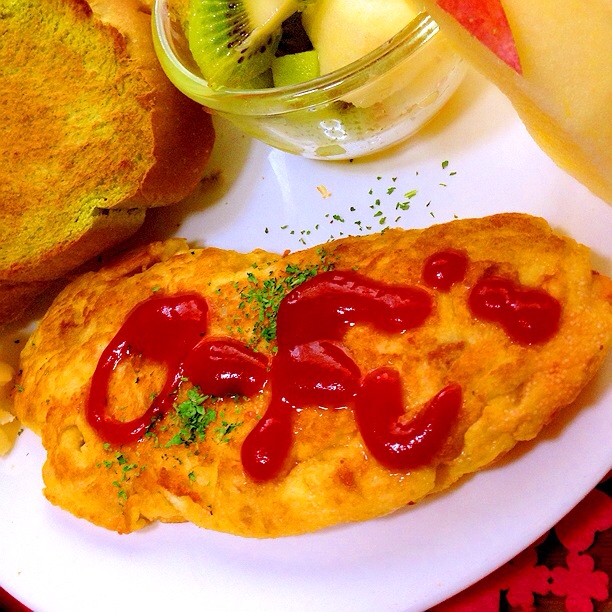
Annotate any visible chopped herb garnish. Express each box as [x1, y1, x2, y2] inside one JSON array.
[[237, 259, 329, 348], [166, 388, 217, 447], [112, 481, 128, 503], [215, 419, 243, 444]]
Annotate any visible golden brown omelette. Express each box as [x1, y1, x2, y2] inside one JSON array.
[[13, 214, 612, 537]]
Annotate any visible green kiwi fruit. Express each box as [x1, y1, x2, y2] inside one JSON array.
[[188, 0, 303, 89]]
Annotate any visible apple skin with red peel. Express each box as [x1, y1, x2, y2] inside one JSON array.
[[437, 0, 521, 73], [422, 0, 612, 204]]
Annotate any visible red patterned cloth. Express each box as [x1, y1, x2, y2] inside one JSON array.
[[432, 478, 612, 611]]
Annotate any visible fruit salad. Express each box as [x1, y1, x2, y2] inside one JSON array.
[[186, 0, 424, 90], [155, 0, 466, 158]]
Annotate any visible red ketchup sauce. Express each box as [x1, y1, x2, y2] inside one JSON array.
[[422, 249, 468, 291], [87, 251, 561, 481], [354, 368, 461, 470], [468, 275, 561, 344], [275, 270, 433, 349], [181, 338, 269, 397], [241, 270, 460, 481], [87, 294, 209, 445], [241, 339, 363, 481]]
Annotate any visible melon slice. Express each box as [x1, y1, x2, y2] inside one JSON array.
[[420, 0, 612, 203]]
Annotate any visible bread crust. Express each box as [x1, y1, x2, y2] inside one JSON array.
[[14, 214, 612, 537], [0, 0, 214, 323], [87, 0, 216, 205]]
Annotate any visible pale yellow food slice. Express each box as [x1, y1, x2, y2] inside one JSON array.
[[302, 0, 461, 109], [302, 0, 418, 74], [421, 0, 612, 203]]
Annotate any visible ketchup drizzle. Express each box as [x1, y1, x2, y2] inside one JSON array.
[[422, 249, 468, 291], [272, 340, 361, 408], [87, 294, 208, 445], [468, 275, 561, 344], [241, 270, 440, 481], [87, 250, 562, 481], [354, 368, 461, 470], [241, 340, 362, 481], [240, 397, 293, 482], [182, 337, 269, 397], [275, 270, 432, 349]]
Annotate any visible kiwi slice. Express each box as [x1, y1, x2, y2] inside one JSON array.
[[188, 0, 303, 89]]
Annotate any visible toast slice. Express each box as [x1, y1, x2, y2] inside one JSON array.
[[0, 0, 215, 324]]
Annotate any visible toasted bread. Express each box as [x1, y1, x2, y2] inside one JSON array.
[[14, 214, 612, 537], [0, 0, 214, 324]]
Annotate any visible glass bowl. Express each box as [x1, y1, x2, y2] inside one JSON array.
[[152, 0, 466, 160]]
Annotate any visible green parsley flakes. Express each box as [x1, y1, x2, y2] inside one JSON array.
[[166, 388, 217, 447], [237, 255, 333, 349], [215, 418, 243, 444]]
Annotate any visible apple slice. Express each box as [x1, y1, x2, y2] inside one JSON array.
[[421, 0, 612, 203], [301, 0, 458, 109], [302, 0, 418, 75], [436, 0, 521, 73]]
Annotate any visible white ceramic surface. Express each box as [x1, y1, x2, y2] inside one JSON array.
[[1, 68, 611, 612]]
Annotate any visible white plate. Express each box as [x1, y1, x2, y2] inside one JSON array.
[[1, 68, 611, 612]]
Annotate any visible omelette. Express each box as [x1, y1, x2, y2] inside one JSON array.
[[13, 213, 612, 537]]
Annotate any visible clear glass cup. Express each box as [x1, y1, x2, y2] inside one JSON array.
[[152, 0, 466, 160]]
